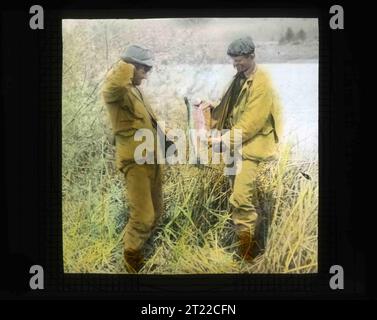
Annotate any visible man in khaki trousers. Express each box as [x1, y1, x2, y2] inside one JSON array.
[[102, 45, 163, 272], [206, 37, 283, 262]]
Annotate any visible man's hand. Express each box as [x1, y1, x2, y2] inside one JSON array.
[[208, 136, 222, 146], [208, 135, 224, 153], [164, 126, 172, 136], [193, 98, 212, 109]]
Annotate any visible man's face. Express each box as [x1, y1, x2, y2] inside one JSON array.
[[231, 54, 254, 74], [133, 64, 151, 86]]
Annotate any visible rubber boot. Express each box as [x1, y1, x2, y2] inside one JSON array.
[[124, 249, 144, 273], [238, 231, 254, 263]]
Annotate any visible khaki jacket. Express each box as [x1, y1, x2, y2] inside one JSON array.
[[102, 60, 158, 170], [212, 66, 283, 161]]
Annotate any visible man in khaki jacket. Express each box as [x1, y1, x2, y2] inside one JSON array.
[[102, 45, 163, 273], [207, 37, 283, 262]]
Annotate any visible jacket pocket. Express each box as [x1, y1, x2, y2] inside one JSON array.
[[115, 130, 140, 164], [242, 133, 278, 161], [115, 129, 154, 168]]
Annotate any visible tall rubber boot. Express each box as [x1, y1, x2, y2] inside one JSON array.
[[238, 230, 254, 263], [124, 249, 144, 273]]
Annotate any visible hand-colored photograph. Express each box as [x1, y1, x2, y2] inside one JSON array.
[[62, 18, 318, 274]]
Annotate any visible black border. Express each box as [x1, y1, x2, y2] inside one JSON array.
[[1, 1, 369, 300]]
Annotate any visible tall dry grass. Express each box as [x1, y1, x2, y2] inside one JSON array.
[[62, 33, 317, 273], [63, 105, 318, 274]]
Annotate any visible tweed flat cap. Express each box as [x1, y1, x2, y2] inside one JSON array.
[[227, 37, 255, 56], [121, 45, 154, 67]]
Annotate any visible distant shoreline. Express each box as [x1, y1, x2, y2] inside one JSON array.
[[163, 60, 318, 66], [259, 59, 318, 64]]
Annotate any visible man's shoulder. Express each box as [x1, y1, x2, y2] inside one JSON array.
[[254, 66, 270, 80], [253, 66, 273, 88]]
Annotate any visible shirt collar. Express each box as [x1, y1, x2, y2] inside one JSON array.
[[244, 63, 257, 81]]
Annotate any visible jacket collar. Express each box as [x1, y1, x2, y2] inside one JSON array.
[[243, 63, 257, 87], [232, 63, 257, 92], [245, 62, 257, 78], [238, 64, 257, 95], [129, 85, 158, 121]]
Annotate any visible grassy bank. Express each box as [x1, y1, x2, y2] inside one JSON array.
[[63, 124, 318, 274]]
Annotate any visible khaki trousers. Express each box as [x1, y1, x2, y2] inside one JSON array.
[[229, 159, 261, 237], [122, 163, 163, 252]]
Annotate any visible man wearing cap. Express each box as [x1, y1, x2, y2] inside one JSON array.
[[102, 45, 163, 273], [205, 37, 283, 262]]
